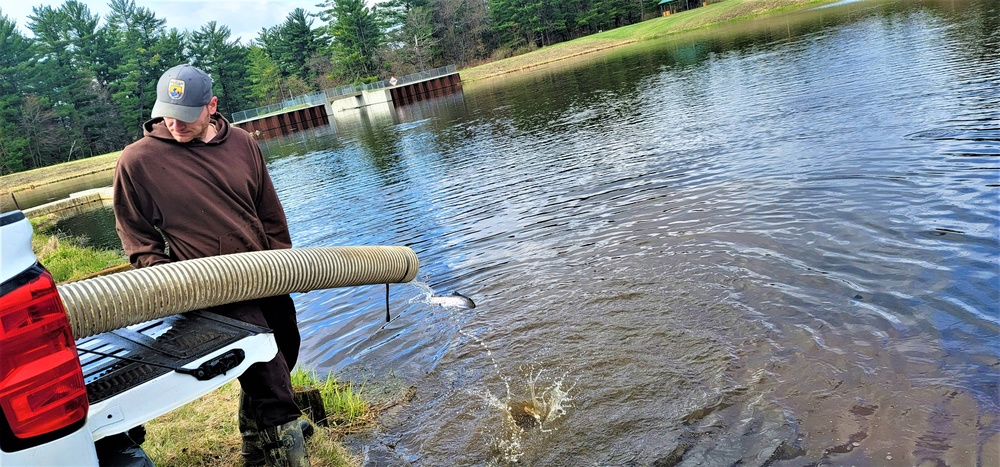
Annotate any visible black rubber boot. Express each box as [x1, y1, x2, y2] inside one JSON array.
[[239, 390, 266, 467], [299, 419, 314, 440], [260, 419, 311, 467]]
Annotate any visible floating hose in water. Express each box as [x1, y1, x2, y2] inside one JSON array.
[[57, 246, 419, 339]]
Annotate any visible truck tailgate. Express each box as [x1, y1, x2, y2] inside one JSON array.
[[76, 310, 277, 441]]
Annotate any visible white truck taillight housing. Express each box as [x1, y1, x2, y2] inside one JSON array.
[[0, 266, 89, 439]]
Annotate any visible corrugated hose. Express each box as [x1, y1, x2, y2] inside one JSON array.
[[57, 246, 419, 339]]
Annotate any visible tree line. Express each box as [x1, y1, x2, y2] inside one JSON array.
[[0, 0, 661, 174]]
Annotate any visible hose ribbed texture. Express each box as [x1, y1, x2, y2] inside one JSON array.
[[57, 246, 419, 339]]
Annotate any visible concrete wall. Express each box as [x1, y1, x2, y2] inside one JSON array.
[[329, 94, 365, 113], [328, 89, 393, 114], [24, 187, 113, 219]]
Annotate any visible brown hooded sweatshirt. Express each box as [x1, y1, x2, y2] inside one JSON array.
[[114, 114, 292, 268], [114, 115, 304, 429]]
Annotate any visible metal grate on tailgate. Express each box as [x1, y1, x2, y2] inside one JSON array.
[[77, 310, 270, 404]]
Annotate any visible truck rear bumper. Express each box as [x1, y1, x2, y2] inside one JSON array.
[[0, 425, 100, 465]]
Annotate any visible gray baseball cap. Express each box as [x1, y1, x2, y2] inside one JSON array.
[[151, 65, 213, 123]]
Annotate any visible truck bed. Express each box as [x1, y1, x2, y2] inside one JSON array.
[[76, 310, 277, 441]]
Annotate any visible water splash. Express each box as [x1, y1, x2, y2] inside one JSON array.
[[521, 368, 573, 432], [408, 281, 476, 308], [461, 330, 575, 464], [408, 281, 437, 303]]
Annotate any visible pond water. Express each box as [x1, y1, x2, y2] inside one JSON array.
[[50, 205, 121, 251], [57, 0, 999, 464]]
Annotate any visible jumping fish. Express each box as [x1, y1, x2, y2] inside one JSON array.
[[429, 292, 476, 309]]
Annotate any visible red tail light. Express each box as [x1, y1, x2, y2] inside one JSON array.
[[0, 268, 88, 439]]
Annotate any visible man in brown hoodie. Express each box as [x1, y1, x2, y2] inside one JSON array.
[[113, 64, 308, 467]]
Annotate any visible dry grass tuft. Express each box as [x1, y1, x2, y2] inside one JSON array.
[[143, 380, 244, 466], [38, 235, 61, 257]]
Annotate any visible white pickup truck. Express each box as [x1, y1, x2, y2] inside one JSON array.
[[0, 209, 279, 465]]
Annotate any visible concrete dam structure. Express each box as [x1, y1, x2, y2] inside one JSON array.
[[234, 69, 462, 140]]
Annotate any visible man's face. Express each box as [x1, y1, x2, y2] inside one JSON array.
[[163, 97, 218, 143]]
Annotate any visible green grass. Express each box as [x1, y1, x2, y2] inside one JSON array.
[[291, 368, 370, 427], [30, 217, 128, 283]]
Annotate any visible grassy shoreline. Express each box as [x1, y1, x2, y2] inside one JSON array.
[[144, 369, 411, 467], [30, 218, 129, 283]]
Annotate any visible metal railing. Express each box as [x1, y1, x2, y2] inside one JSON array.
[[231, 65, 458, 123]]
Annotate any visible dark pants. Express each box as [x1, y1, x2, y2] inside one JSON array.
[[213, 294, 301, 428]]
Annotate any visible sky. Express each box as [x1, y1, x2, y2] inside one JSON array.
[[2, 0, 326, 44]]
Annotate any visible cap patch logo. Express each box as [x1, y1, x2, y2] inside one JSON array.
[[168, 79, 185, 100]]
